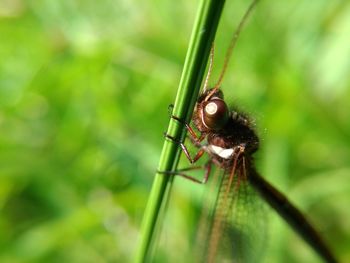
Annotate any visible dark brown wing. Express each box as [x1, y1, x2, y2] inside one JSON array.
[[248, 166, 338, 263]]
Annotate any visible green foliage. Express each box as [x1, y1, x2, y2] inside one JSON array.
[[0, 0, 349, 262]]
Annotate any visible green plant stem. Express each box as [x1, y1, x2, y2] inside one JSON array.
[[135, 0, 226, 262]]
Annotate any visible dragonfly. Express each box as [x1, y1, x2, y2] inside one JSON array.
[[163, 0, 338, 262]]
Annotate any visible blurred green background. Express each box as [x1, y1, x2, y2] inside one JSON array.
[[0, 0, 349, 262]]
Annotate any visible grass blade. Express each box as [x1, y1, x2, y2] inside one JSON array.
[[135, 0, 226, 262]]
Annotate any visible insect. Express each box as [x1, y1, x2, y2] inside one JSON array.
[[163, 0, 338, 262]]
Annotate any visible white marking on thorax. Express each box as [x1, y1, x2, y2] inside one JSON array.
[[207, 144, 234, 159]]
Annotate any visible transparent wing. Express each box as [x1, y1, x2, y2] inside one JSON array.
[[222, 173, 267, 263], [194, 162, 268, 263]]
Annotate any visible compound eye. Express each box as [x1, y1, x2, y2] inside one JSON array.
[[203, 98, 229, 130]]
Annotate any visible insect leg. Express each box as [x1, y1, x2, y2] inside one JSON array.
[[158, 161, 212, 184], [167, 105, 205, 144], [164, 134, 205, 164], [231, 144, 246, 191], [171, 115, 205, 144]]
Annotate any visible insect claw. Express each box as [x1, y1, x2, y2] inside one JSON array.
[[170, 114, 186, 124], [163, 132, 172, 140], [167, 104, 187, 124], [164, 133, 180, 144]]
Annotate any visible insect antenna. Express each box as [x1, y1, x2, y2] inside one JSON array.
[[203, 44, 215, 92], [213, 0, 260, 91]]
